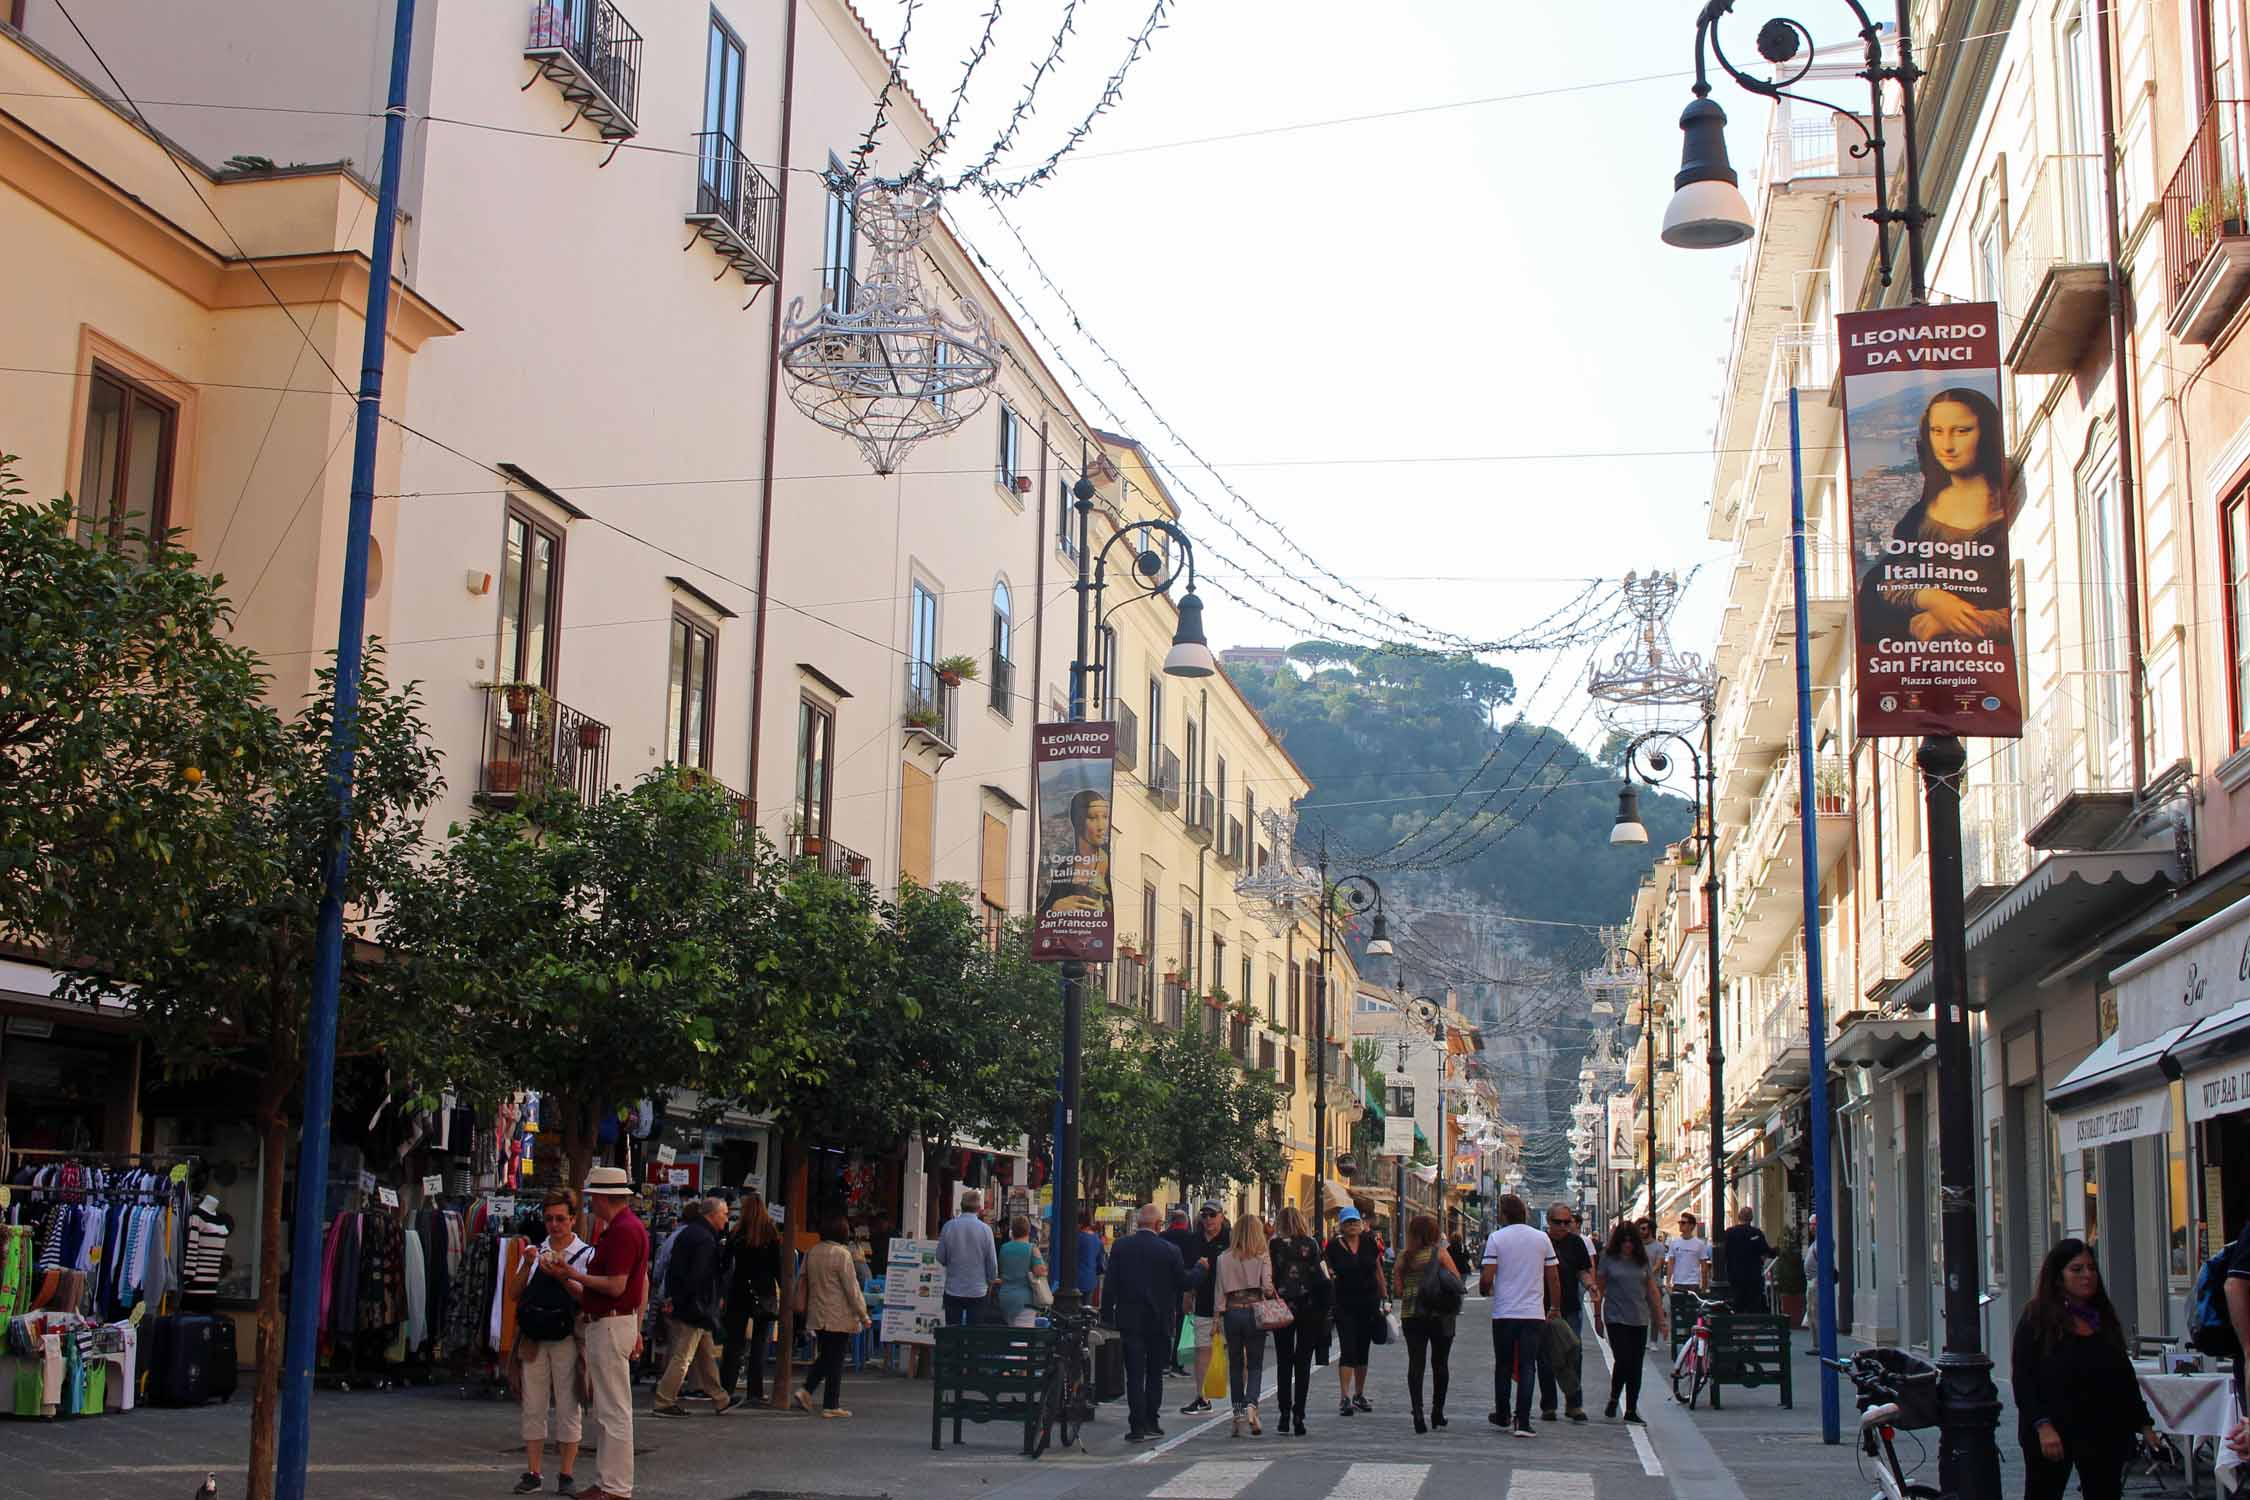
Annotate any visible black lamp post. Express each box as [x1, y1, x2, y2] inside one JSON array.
[[1661, 7, 1998, 1496], [1607, 712, 1720, 1271], [1314, 861, 1391, 1231], [1056, 465, 1216, 1318]]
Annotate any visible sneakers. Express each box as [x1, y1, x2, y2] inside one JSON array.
[[1352, 1395, 1373, 1413], [651, 1403, 689, 1418], [1513, 1423, 1537, 1438], [1487, 1411, 1506, 1427], [1566, 1408, 1589, 1423], [514, 1475, 543, 1496], [555, 1479, 576, 1497], [1623, 1410, 1647, 1425], [1340, 1399, 1356, 1417], [1180, 1396, 1213, 1415]]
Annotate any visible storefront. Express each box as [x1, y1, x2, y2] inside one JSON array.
[[0, 959, 139, 1156]]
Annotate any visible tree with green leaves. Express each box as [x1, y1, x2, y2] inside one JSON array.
[[0, 456, 274, 951], [1143, 1024, 1288, 1207], [59, 650, 450, 1500]]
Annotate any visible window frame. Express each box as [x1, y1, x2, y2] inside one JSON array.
[[795, 694, 836, 844], [77, 362, 179, 555], [665, 608, 720, 771], [997, 403, 1023, 495], [702, 10, 745, 147], [822, 154, 858, 314], [990, 578, 1014, 719], [498, 501, 568, 691], [2225, 487, 2250, 749]]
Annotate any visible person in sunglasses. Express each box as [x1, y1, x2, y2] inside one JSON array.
[[513, 1190, 594, 1495]]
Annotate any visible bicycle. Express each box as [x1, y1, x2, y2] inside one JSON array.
[[1031, 1299, 1096, 1457], [1669, 1292, 1729, 1408], [1823, 1350, 1942, 1500]]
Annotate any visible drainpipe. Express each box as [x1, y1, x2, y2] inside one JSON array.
[[2095, 0, 2149, 793], [1197, 687, 1211, 991], [1029, 418, 1048, 911], [744, 0, 800, 819]]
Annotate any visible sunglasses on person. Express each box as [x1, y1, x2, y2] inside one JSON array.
[[544, 1211, 572, 1223], [1549, 1215, 1574, 1226]]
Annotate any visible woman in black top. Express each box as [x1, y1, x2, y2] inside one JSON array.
[[718, 1193, 784, 1402], [2009, 1238, 2159, 1500], [1268, 1205, 1329, 1437], [1325, 1209, 1385, 1417]]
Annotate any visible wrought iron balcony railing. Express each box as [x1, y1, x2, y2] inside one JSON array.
[[525, 0, 642, 140], [902, 660, 958, 753], [2003, 154, 2110, 373], [1109, 699, 1139, 772], [478, 682, 610, 806], [688, 131, 781, 285], [788, 828, 871, 880], [2162, 99, 2250, 341]]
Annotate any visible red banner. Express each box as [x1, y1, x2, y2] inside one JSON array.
[[1031, 722, 1116, 962], [1838, 303, 2023, 739]]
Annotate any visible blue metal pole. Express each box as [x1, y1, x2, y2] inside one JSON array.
[[1788, 388, 1841, 1444], [275, 2, 414, 1493]]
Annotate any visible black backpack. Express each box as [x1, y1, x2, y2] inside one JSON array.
[[2190, 1245, 2242, 1358], [520, 1245, 588, 1343]]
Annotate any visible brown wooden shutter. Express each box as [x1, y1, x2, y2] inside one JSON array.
[[899, 760, 934, 888], [980, 813, 1009, 907]]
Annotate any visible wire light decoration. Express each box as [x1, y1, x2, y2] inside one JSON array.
[[779, 176, 1000, 476], [1236, 807, 1322, 938], [1587, 570, 1716, 709]]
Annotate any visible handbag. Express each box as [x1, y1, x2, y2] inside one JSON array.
[[1029, 1275, 1054, 1309], [1368, 1304, 1394, 1345], [1252, 1297, 1294, 1330], [1419, 1254, 1466, 1318]]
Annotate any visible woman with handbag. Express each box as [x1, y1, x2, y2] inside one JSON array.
[[1394, 1213, 1462, 1434], [1215, 1212, 1280, 1436], [995, 1215, 1048, 1328], [718, 1193, 782, 1404], [792, 1216, 871, 1417], [1268, 1206, 1328, 1437]]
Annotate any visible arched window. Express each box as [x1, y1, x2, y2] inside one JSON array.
[[990, 579, 1014, 718]]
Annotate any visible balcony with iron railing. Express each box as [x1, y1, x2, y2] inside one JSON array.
[[1160, 975, 1187, 1028], [2022, 668, 2133, 849], [788, 827, 871, 880], [2162, 99, 2250, 343], [902, 660, 958, 755], [1186, 786, 1216, 845], [2004, 154, 2110, 373], [1110, 700, 1139, 771], [477, 682, 611, 807], [1961, 777, 2029, 908], [1146, 748, 1182, 810], [1114, 951, 1151, 1016], [525, 0, 642, 140], [688, 132, 781, 286]]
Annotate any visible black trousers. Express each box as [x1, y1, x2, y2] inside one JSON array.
[[1333, 1301, 1378, 1367], [801, 1330, 849, 1410], [2020, 1439, 2128, 1500], [1118, 1309, 1167, 1435], [717, 1304, 774, 1397], [1402, 1315, 1453, 1417], [1604, 1321, 1649, 1413], [1273, 1314, 1319, 1418], [1490, 1318, 1545, 1428]]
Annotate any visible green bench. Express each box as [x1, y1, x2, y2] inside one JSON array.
[[1706, 1313, 1791, 1408], [932, 1325, 1054, 1453]]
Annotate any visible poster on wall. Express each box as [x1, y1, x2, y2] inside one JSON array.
[[878, 1237, 948, 1347], [1381, 1116, 1417, 1157], [1031, 722, 1117, 961], [1837, 302, 2023, 739]]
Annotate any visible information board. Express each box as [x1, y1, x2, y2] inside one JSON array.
[[878, 1236, 947, 1347]]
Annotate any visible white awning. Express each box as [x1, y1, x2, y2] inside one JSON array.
[[2046, 1024, 2190, 1148], [2169, 997, 2250, 1122], [2111, 889, 2250, 1049]]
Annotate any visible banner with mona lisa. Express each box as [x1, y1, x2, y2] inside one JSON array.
[[1838, 302, 2023, 740], [1032, 721, 1117, 962]]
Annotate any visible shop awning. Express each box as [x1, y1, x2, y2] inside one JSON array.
[[2045, 1022, 2192, 1148], [1624, 1184, 1651, 1220], [2158, 997, 2250, 1123], [1322, 1179, 1356, 1210], [1889, 850, 2181, 1012], [1829, 1014, 1935, 1070]]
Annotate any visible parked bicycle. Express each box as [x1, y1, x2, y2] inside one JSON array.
[[1031, 1299, 1096, 1457], [1822, 1349, 1942, 1500], [1669, 1291, 1730, 1408]]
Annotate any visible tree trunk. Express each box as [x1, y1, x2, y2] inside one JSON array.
[[772, 1137, 795, 1408], [561, 1093, 598, 1193], [245, 1106, 291, 1500]]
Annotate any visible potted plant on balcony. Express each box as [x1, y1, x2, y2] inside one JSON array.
[[2190, 177, 2249, 239], [934, 654, 980, 688], [486, 758, 524, 795], [575, 719, 604, 752], [904, 703, 943, 733], [502, 681, 536, 718], [1813, 759, 1849, 816]]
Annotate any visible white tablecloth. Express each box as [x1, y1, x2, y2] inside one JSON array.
[[2141, 1373, 2238, 1440]]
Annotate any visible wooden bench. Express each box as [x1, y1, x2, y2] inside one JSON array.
[[931, 1325, 1054, 1453], [1706, 1313, 1791, 1408]]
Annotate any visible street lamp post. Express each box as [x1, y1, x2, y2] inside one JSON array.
[[1659, 4, 1999, 1494], [1314, 858, 1391, 1231], [1633, 924, 1659, 1221], [1057, 465, 1217, 1316], [1606, 710, 1720, 1271]]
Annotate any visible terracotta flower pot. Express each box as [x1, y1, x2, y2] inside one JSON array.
[[487, 760, 523, 794], [505, 685, 533, 717], [577, 722, 604, 751]]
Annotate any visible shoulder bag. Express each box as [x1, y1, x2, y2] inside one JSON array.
[[1253, 1296, 1295, 1330], [1419, 1252, 1466, 1318]]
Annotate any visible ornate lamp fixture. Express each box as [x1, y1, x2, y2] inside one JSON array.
[[1237, 807, 1321, 937], [780, 176, 1000, 475]]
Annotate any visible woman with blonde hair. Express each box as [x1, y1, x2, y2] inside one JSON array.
[[719, 1191, 782, 1403], [1216, 1211, 1278, 1436]]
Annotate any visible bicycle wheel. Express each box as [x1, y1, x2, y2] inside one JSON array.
[[1901, 1487, 1941, 1499], [1032, 1358, 1065, 1458], [1055, 1344, 1090, 1450], [1670, 1349, 1696, 1405]]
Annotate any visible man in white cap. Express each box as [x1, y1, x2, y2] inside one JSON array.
[[544, 1167, 650, 1500]]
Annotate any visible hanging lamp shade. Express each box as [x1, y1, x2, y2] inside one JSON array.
[[1610, 782, 1650, 845], [1661, 95, 1755, 250]]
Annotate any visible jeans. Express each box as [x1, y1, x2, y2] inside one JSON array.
[[1537, 1305, 1583, 1413], [718, 1310, 774, 1398], [1273, 1314, 1318, 1418], [1118, 1308, 1167, 1434], [2021, 1440, 2127, 1500], [942, 1292, 984, 1327], [801, 1330, 850, 1410], [1490, 1317, 1544, 1428], [1604, 1321, 1649, 1413], [1402, 1315, 1453, 1417], [1221, 1307, 1266, 1412]]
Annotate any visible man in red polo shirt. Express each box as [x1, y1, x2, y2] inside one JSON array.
[[548, 1166, 649, 1500]]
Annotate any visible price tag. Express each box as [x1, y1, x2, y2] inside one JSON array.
[[377, 1186, 399, 1209], [666, 1169, 690, 1187], [655, 1145, 677, 1167], [421, 1174, 444, 1197], [357, 1169, 376, 1194]]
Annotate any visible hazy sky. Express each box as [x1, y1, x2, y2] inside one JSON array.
[[859, 0, 1775, 747]]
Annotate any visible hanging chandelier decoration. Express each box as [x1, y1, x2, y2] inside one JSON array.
[[1587, 570, 1715, 710], [780, 175, 1000, 476], [1236, 807, 1322, 937]]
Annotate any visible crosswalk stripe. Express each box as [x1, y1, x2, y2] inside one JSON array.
[[1150, 1460, 1272, 1498], [1321, 1461, 1430, 1499], [1503, 1470, 1598, 1500]]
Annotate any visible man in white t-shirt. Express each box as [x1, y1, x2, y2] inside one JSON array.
[[1478, 1193, 1559, 1437], [1663, 1212, 1712, 1299]]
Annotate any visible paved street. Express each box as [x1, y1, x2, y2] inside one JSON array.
[[0, 1306, 2030, 1500]]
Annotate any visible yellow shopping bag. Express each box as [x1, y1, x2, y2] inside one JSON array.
[[1202, 1328, 1229, 1401]]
